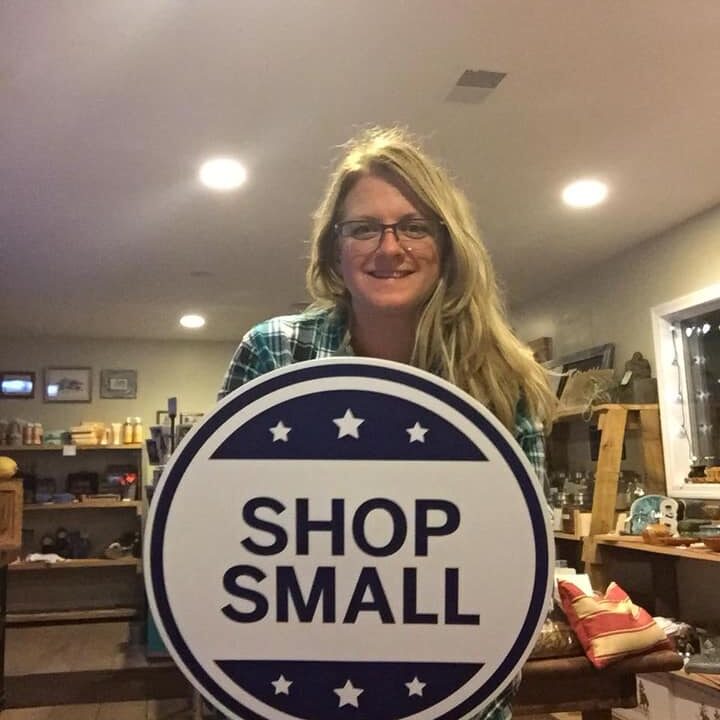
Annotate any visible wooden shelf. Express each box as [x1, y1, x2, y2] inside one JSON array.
[[9, 557, 140, 571], [594, 534, 720, 562], [7, 607, 141, 625], [554, 531, 584, 541], [554, 403, 659, 423], [24, 500, 141, 512], [0, 444, 142, 452]]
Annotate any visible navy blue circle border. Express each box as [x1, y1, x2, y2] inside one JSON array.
[[148, 361, 551, 720]]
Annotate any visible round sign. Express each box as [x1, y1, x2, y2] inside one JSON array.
[[145, 358, 553, 720]]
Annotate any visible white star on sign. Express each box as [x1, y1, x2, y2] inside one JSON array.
[[269, 421, 291, 442], [334, 679, 363, 707], [406, 421, 428, 443], [333, 409, 364, 439], [405, 676, 427, 697], [271, 674, 292, 695]]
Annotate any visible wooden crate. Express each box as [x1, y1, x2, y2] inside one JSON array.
[[0, 479, 23, 564]]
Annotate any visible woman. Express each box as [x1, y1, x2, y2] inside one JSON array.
[[219, 126, 555, 720]]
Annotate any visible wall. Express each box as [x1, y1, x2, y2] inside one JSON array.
[[0, 336, 238, 489], [511, 203, 720, 371], [0, 336, 237, 433]]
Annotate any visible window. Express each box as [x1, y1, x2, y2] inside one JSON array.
[[652, 284, 720, 498]]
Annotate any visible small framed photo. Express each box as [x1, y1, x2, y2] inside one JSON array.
[[180, 413, 204, 425], [44, 367, 92, 403], [0, 371, 36, 399], [100, 369, 138, 399], [156, 411, 171, 425]]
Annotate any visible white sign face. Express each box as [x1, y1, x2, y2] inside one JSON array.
[[145, 358, 553, 720]]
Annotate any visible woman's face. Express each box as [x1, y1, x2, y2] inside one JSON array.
[[337, 174, 442, 322]]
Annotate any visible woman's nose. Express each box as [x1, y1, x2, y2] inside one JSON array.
[[374, 226, 406, 255]]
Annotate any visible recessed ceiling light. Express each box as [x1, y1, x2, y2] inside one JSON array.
[[180, 314, 206, 329], [199, 157, 247, 191], [562, 179, 608, 208]]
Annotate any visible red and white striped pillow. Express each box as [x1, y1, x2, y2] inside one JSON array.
[[557, 580, 671, 669]]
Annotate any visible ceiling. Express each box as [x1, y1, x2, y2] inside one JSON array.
[[2, 1, 720, 341]]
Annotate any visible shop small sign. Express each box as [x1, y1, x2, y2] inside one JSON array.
[[145, 358, 553, 720]]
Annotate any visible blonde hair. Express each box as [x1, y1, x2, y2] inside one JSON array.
[[306, 127, 556, 431]]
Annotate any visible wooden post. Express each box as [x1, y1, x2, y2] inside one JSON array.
[[583, 407, 627, 581], [588, 407, 628, 537], [639, 408, 666, 495]]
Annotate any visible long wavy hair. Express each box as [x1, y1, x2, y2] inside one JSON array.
[[306, 127, 556, 431]]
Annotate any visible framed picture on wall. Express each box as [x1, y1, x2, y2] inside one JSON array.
[[0, 371, 36, 399], [100, 369, 138, 399], [44, 367, 92, 403]]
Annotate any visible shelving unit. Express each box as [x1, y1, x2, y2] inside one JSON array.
[[7, 607, 141, 626], [3, 443, 144, 621], [554, 531, 584, 541], [24, 500, 141, 512], [594, 534, 720, 562], [0, 444, 143, 452], [550, 403, 667, 578], [9, 558, 139, 572]]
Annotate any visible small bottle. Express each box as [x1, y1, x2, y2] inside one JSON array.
[[7, 419, 22, 447], [123, 417, 134, 444], [32, 422, 43, 445], [23, 422, 34, 445], [111, 423, 122, 445], [132, 417, 143, 444]]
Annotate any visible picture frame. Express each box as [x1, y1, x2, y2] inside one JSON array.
[[180, 413, 204, 425], [544, 343, 615, 399], [156, 411, 170, 425], [43, 367, 92, 403], [0, 371, 36, 399], [100, 369, 138, 399]]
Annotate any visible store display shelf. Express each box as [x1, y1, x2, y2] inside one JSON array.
[[594, 534, 720, 562], [24, 500, 141, 512], [554, 531, 584, 541], [7, 607, 141, 625], [553, 403, 659, 423], [0, 444, 143, 452], [9, 558, 140, 571]]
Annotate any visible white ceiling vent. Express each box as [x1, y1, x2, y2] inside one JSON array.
[[446, 69, 506, 104]]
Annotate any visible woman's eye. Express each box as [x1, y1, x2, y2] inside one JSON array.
[[350, 222, 377, 238], [402, 221, 430, 237]]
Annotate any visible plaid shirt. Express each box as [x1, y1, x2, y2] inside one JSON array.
[[218, 308, 548, 720]]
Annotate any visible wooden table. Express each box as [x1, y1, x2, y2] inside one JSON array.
[[514, 649, 683, 719], [4, 627, 683, 720]]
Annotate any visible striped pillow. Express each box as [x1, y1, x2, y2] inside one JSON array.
[[557, 580, 671, 669]]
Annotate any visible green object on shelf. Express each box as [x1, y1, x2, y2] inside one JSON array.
[[146, 613, 170, 657]]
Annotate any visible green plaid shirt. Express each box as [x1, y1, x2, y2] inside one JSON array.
[[218, 308, 548, 720]]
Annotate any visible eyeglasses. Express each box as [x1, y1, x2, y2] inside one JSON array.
[[334, 217, 441, 251]]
